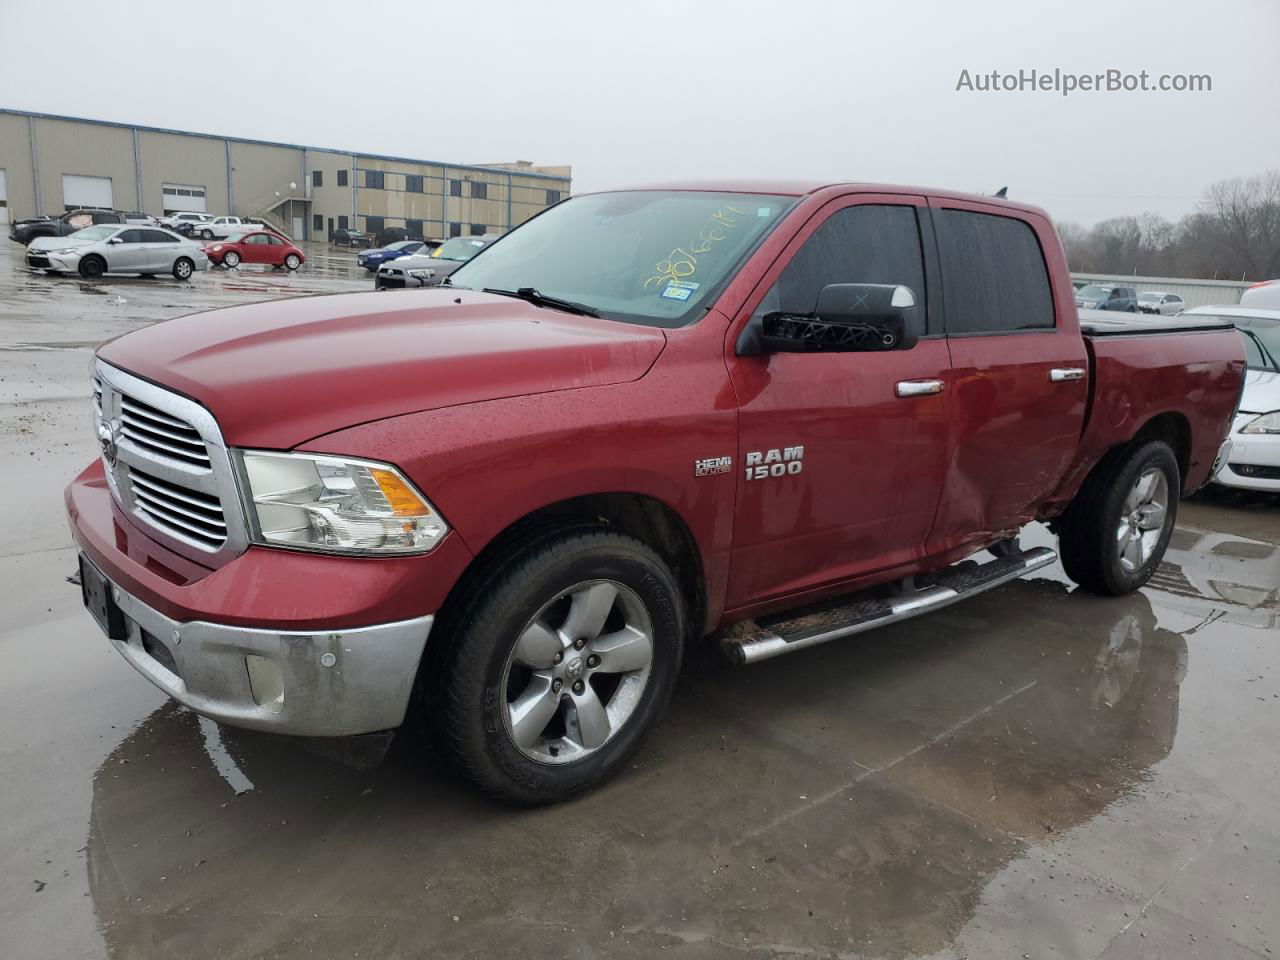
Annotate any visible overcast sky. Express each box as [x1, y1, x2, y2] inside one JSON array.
[[2, 0, 1276, 226]]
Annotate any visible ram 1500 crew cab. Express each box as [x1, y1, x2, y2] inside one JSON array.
[[66, 182, 1245, 803]]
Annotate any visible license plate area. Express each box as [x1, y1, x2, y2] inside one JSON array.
[[80, 555, 128, 641]]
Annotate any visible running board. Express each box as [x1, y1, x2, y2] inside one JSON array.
[[721, 546, 1057, 665]]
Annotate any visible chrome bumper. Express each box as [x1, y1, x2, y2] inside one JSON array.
[[101, 575, 433, 736]]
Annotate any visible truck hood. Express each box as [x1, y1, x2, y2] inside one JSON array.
[[1242, 368, 1280, 413], [98, 290, 667, 448]]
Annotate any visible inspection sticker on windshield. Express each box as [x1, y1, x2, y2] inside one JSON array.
[[661, 285, 693, 301], [669, 279, 699, 290]]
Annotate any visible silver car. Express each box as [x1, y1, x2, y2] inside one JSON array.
[[374, 235, 497, 289], [26, 224, 210, 280], [1137, 291, 1185, 315]]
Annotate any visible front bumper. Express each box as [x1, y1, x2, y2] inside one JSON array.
[[95, 563, 433, 735], [1212, 414, 1280, 492], [28, 250, 82, 271], [67, 461, 473, 735]]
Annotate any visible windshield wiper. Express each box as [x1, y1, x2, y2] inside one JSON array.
[[1240, 326, 1280, 373], [482, 287, 600, 318]]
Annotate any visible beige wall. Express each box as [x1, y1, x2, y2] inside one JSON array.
[[229, 141, 305, 216], [137, 130, 229, 216], [32, 116, 138, 212], [0, 113, 36, 218]]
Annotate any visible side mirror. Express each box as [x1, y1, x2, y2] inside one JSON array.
[[747, 283, 922, 354], [107, 237, 124, 245]]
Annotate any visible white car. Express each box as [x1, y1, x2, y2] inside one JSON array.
[[25, 224, 209, 280], [1185, 306, 1280, 493], [197, 216, 256, 240], [1241, 279, 1280, 309], [161, 212, 212, 234], [1137, 291, 1185, 315]]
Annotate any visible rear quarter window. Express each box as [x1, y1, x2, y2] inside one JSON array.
[[935, 209, 1055, 334]]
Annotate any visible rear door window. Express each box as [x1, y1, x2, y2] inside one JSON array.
[[935, 209, 1055, 334]]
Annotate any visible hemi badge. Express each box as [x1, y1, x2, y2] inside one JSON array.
[[694, 456, 733, 477]]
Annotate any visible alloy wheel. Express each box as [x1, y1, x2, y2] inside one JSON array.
[[500, 580, 654, 765], [1116, 468, 1168, 573]]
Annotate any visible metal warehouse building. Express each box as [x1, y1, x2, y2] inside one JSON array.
[[0, 108, 571, 242]]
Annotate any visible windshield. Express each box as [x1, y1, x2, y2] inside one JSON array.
[[1238, 317, 1280, 371], [68, 225, 119, 242], [1076, 285, 1112, 300], [387, 240, 417, 251], [432, 237, 488, 261], [1191, 314, 1280, 371], [448, 190, 795, 326], [223, 233, 246, 243], [1138, 292, 1161, 302]]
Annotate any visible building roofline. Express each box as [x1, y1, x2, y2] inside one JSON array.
[[0, 106, 571, 183]]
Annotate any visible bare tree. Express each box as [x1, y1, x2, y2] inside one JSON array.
[[1059, 169, 1280, 280]]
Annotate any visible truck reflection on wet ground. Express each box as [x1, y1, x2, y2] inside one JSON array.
[[83, 520, 1279, 959]]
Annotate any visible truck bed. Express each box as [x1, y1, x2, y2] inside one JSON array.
[[1051, 311, 1245, 504]]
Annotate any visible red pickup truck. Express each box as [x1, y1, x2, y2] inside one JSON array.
[[66, 182, 1245, 803]]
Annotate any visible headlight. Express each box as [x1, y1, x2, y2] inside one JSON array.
[[212, 245, 223, 251], [238, 451, 448, 554], [407, 268, 435, 279], [1241, 411, 1280, 435], [52, 247, 81, 255]]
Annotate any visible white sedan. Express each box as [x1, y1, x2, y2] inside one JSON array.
[[1186, 306, 1280, 493], [25, 224, 209, 280]]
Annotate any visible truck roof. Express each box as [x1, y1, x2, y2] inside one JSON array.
[[592, 180, 1052, 220]]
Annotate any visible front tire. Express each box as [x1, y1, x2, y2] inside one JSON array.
[[78, 255, 106, 279], [200, 229, 213, 240], [223, 250, 241, 268], [1056, 440, 1179, 595], [438, 530, 684, 804]]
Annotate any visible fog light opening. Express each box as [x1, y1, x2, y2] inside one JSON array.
[[245, 655, 285, 713]]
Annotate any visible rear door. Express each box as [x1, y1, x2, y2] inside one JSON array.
[[725, 195, 953, 608], [140, 228, 181, 271], [926, 198, 1088, 555]]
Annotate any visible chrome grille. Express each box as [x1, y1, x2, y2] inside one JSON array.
[[93, 360, 247, 564], [120, 394, 211, 467], [128, 468, 228, 549]]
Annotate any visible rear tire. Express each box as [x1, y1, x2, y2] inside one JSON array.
[[436, 530, 684, 805], [1056, 440, 1179, 595], [172, 257, 194, 280], [284, 253, 301, 270], [78, 255, 106, 279]]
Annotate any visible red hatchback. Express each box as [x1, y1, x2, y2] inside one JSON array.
[[205, 231, 305, 270]]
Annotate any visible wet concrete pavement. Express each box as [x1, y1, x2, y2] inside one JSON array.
[[1, 238, 1279, 959]]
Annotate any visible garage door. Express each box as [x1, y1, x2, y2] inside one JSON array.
[[0, 169, 8, 225], [62, 174, 113, 211], [162, 183, 207, 214]]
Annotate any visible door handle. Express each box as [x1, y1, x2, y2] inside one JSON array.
[[896, 379, 945, 398], [1049, 367, 1086, 382]]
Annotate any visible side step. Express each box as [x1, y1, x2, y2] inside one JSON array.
[[721, 546, 1057, 665]]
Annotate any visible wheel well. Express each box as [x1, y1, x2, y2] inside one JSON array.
[[435, 493, 706, 648], [1131, 412, 1191, 486]]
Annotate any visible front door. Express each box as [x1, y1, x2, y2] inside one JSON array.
[[106, 229, 150, 273], [724, 197, 953, 610], [241, 234, 272, 263], [925, 198, 1088, 555]]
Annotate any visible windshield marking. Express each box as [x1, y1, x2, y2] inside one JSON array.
[[644, 205, 751, 290]]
